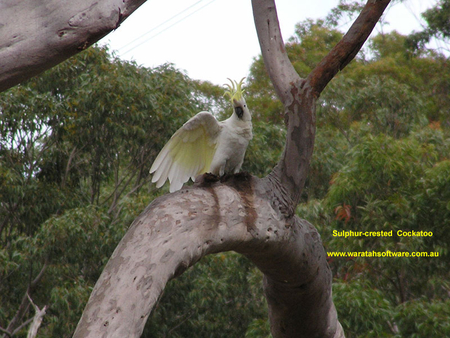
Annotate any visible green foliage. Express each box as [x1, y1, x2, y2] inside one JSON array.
[[291, 15, 450, 330], [2, 3, 450, 336], [0, 46, 197, 243], [325, 1, 365, 27], [300, 128, 450, 337], [243, 122, 285, 177], [395, 298, 450, 337], [0, 45, 272, 337], [143, 253, 269, 337], [249, 14, 450, 334], [334, 281, 450, 338], [333, 280, 394, 337], [288, 19, 344, 77], [0, 46, 209, 336], [305, 126, 349, 199], [407, 0, 450, 51]]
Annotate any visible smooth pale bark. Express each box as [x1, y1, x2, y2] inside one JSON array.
[[73, 176, 343, 338], [0, 0, 145, 92], [254, 0, 391, 210], [255, 3, 390, 334]]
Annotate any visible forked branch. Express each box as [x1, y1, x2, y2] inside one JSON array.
[[254, 0, 391, 210], [74, 1, 391, 338]]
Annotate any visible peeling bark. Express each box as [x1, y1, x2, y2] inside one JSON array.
[[0, 0, 146, 92]]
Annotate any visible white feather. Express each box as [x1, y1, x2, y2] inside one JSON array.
[[150, 81, 253, 192], [150, 112, 221, 192]]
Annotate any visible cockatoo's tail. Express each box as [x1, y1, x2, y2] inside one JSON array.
[[223, 77, 246, 102]]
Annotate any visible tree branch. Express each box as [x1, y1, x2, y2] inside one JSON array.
[[307, 0, 391, 97], [255, 0, 391, 211], [68, 1, 391, 337], [0, 0, 146, 92], [0, 327, 12, 338], [251, 0, 301, 104], [73, 176, 343, 338], [2, 262, 47, 338], [252, 0, 315, 210], [25, 294, 47, 338]]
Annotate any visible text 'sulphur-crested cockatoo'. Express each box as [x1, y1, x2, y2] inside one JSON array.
[[150, 78, 252, 192]]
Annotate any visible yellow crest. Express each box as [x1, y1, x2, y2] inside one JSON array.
[[223, 77, 246, 102]]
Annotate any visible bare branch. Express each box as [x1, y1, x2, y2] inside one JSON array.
[[2, 262, 47, 338], [25, 294, 47, 338], [251, 0, 301, 104], [0, 0, 146, 92], [308, 0, 391, 97], [62, 146, 78, 189], [0, 327, 12, 338], [10, 317, 34, 337], [255, 0, 391, 211]]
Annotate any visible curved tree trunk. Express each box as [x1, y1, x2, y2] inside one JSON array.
[[0, 0, 145, 92], [73, 176, 343, 338], [73, 1, 391, 337]]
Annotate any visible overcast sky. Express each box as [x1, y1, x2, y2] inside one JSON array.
[[100, 0, 438, 85]]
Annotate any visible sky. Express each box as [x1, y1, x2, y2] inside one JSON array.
[[100, 0, 438, 85]]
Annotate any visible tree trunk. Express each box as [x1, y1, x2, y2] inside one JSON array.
[[0, 0, 391, 337], [0, 0, 146, 92], [73, 1, 390, 336]]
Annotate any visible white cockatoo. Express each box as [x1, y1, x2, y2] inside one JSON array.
[[150, 78, 252, 192]]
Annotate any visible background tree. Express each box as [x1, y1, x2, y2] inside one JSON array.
[[0, 46, 206, 337], [1, 0, 449, 337], [407, 0, 450, 53]]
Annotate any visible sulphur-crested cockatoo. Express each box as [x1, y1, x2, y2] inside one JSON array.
[[150, 78, 252, 192]]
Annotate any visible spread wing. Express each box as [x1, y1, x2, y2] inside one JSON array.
[[150, 112, 221, 192]]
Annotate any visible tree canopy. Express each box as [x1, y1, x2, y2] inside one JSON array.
[[1, 1, 449, 337]]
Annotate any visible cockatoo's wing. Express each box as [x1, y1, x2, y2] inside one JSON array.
[[150, 112, 221, 192]]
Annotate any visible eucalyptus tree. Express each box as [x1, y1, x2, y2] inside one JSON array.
[[0, 0, 392, 337], [71, 1, 391, 337]]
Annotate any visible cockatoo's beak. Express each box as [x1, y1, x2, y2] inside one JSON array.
[[233, 101, 244, 118], [224, 78, 248, 120]]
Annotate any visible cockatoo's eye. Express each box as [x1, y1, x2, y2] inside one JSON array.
[[235, 106, 244, 118]]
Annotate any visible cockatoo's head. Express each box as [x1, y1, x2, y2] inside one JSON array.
[[224, 78, 251, 122]]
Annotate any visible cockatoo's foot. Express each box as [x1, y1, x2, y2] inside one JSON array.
[[195, 172, 252, 189], [219, 173, 231, 182], [194, 172, 219, 185], [203, 172, 220, 182]]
